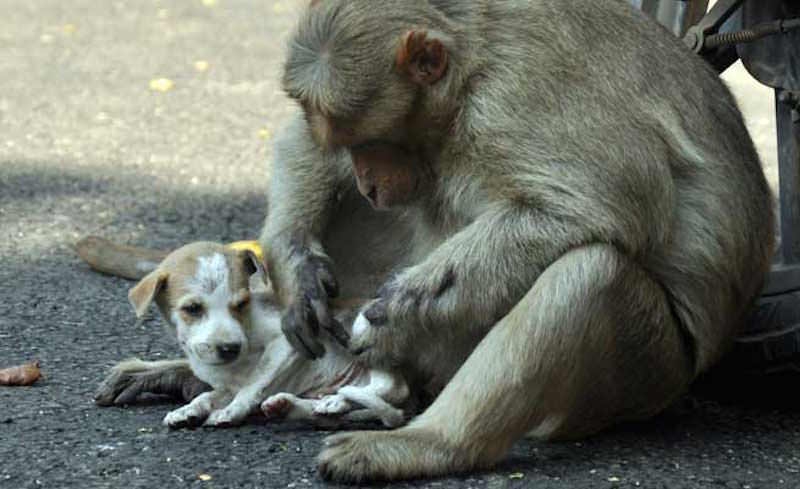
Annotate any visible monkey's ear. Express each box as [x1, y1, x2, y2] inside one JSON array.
[[396, 30, 449, 85], [128, 271, 168, 319]]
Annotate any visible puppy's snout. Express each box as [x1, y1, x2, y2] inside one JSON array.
[[216, 343, 242, 362]]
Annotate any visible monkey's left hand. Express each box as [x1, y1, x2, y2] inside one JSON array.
[[349, 266, 456, 367]]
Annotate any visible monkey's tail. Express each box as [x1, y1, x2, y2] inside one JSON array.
[[75, 236, 169, 281]]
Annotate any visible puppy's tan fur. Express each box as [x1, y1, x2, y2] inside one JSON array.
[[127, 242, 409, 429]]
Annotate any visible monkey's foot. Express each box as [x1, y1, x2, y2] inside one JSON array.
[[318, 429, 472, 483], [94, 361, 209, 406]]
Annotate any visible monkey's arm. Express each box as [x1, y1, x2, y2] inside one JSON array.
[[259, 113, 353, 358], [352, 205, 600, 365]]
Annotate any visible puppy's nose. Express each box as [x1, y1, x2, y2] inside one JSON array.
[[216, 343, 241, 361]]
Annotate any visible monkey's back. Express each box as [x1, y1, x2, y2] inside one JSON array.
[[453, 0, 775, 373]]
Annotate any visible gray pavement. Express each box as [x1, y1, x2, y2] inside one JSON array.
[[1, 1, 799, 488]]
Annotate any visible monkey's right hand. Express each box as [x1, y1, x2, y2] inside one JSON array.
[[280, 253, 349, 359]]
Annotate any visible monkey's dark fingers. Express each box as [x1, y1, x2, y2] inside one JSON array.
[[182, 378, 212, 402], [311, 297, 349, 347], [282, 307, 325, 359], [325, 318, 351, 348], [94, 370, 143, 406], [315, 261, 340, 298], [113, 381, 148, 406], [94, 375, 130, 406], [363, 298, 389, 327]]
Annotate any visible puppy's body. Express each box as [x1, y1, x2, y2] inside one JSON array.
[[124, 242, 408, 428]]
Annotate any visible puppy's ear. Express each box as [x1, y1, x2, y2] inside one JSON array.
[[128, 271, 168, 318], [238, 249, 269, 287]]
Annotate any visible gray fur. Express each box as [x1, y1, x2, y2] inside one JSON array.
[[265, 0, 774, 482]]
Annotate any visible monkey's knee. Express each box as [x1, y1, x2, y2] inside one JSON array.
[[524, 244, 695, 438], [417, 244, 693, 446]]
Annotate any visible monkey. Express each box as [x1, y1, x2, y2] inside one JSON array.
[[95, 0, 775, 483], [263, 0, 775, 482], [351, 142, 432, 210]]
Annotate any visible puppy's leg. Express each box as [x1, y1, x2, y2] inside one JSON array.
[[318, 244, 694, 482], [333, 370, 408, 427], [261, 392, 320, 421], [164, 390, 232, 429], [94, 358, 209, 406], [205, 343, 306, 427]]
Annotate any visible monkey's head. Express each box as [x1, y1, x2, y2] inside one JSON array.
[[283, 0, 456, 208]]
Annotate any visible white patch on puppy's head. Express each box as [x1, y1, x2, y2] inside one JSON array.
[[191, 253, 229, 295]]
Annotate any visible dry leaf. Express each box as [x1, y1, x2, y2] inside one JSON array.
[[149, 78, 174, 92], [198, 474, 213, 481], [0, 361, 41, 386], [193, 60, 210, 72], [63, 24, 77, 35]]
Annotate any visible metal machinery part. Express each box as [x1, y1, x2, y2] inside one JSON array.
[[630, 0, 709, 37], [630, 0, 800, 372]]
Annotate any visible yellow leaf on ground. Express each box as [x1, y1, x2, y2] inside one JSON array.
[[193, 60, 210, 72], [258, 128, 271, 140], [63, 24, 77, 35], [509, 472, 524, 480], [202, 0, 217, 6], [198, 473, 212, 481], [149, 78, 174, 92]]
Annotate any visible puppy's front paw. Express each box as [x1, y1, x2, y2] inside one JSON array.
[[204, 403, 249, 428], [163, 404, 207, 429]]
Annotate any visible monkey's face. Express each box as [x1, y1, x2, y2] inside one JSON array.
[[350, 142, 426, 210], [283, 0, 450, 207]]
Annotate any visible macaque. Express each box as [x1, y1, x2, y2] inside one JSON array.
[[98, 0, 775, 483], [350, 142, 430, 210], [264, 0, 775, 482]]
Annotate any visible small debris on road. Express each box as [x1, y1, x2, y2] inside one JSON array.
[[149, 78, 174, 92], [0, 361, 42, 386]]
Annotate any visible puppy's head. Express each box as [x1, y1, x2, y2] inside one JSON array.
[[128, 242, 266, 366]]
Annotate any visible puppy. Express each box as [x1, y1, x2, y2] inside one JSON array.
[[124, 241, 409, 429]]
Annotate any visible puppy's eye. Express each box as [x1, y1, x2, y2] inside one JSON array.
[[182, 302, 204, 317], [232, 297, 250, 312]]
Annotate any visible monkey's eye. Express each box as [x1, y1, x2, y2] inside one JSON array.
[[231, 296, 250, 313], [181, 302, 205, 318]]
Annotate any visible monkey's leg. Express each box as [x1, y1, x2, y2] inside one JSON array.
[[318, 244, 694, 482], [94, 359, 210, 406]]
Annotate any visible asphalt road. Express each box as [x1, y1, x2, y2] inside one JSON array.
[[1, 1, 799, 488]]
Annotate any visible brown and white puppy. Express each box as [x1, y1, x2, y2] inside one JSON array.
[[127, 241, 408, 429]]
